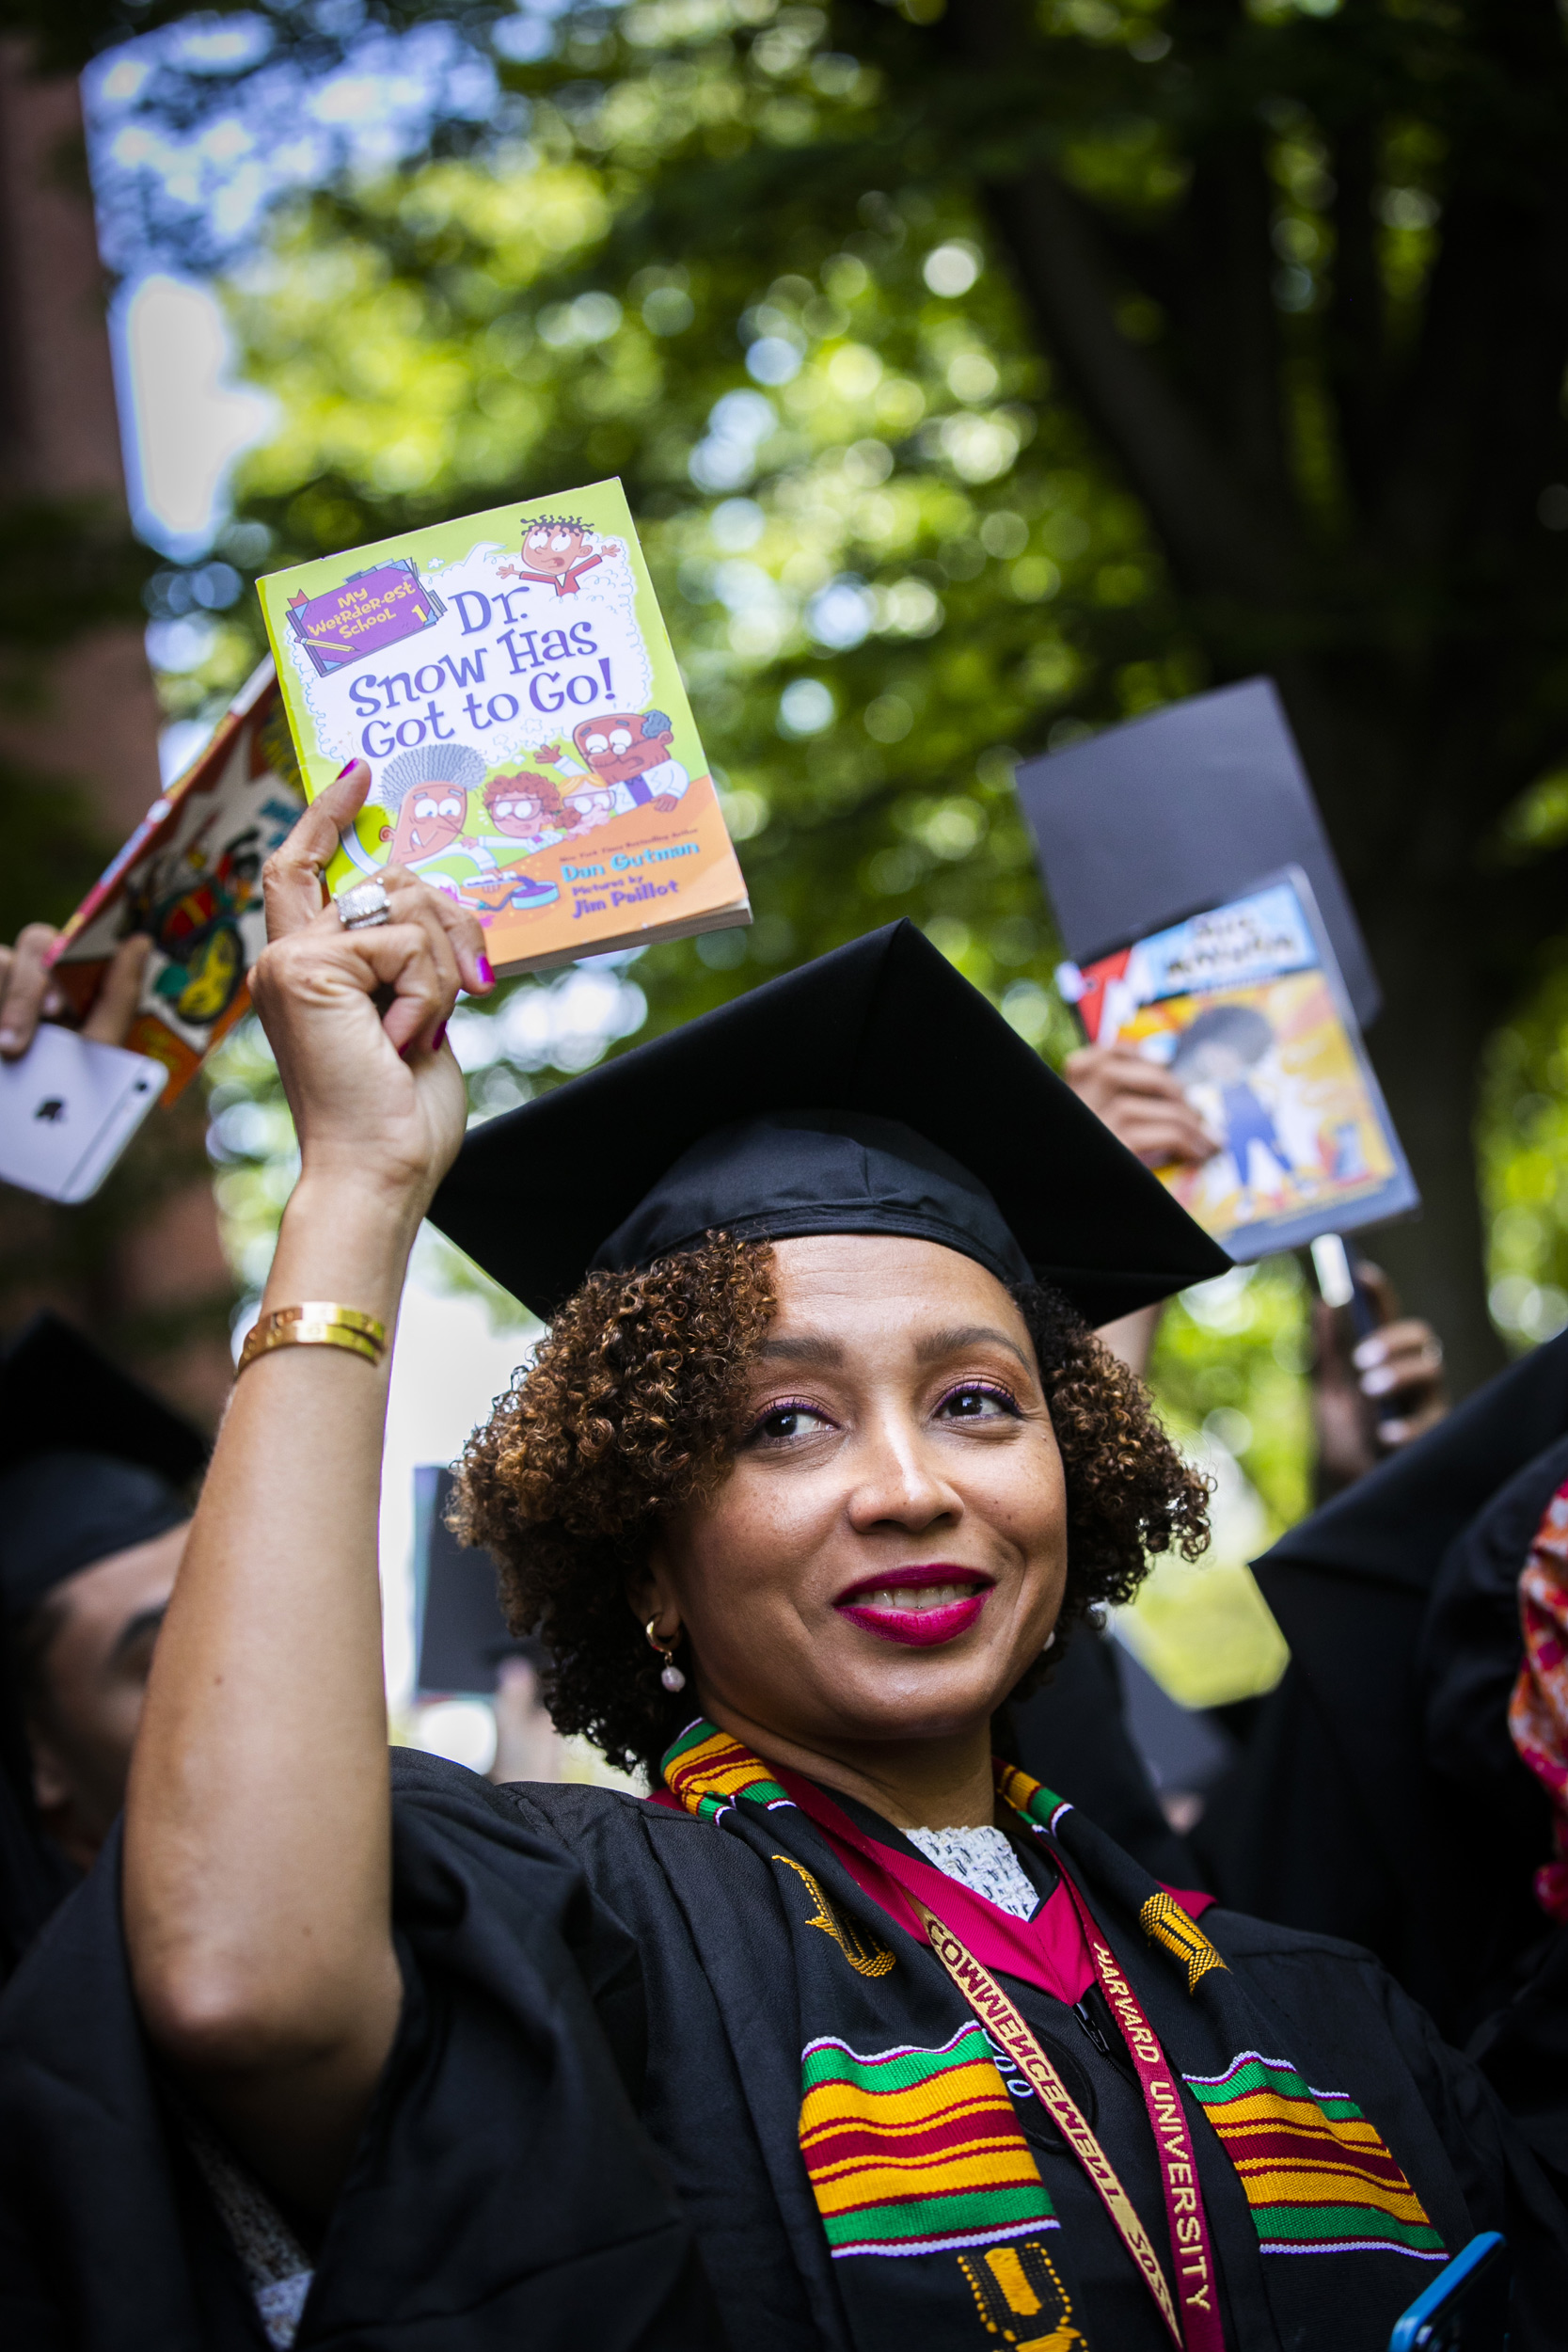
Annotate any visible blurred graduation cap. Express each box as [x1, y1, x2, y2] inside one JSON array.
[[412, 1465, 533, 1699], [1015, 678, 1380, 1029], [0, 1313, 208, 1981], [1195, 1325, 1568, 2030], [0, 1312, 207, 1629], [431, 919, 1230, 1328]]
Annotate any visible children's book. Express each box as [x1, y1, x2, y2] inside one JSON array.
[[47, 660, 305, 1100], [256, 481, 751, 976], [1059, 866, 1418, 1261], [1017, 677, 1381, 1028]]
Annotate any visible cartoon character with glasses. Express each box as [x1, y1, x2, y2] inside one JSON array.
[[571, 709, 689, 815], [463, 771, 566, 914]]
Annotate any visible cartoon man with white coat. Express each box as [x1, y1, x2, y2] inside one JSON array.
[[571, 709, 689, 815]]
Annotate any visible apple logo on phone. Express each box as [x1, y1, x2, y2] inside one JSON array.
[[1, 1029, 166, 1203]]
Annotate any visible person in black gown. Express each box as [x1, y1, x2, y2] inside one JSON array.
[[2, 764, 1563, 2352], [0, 1314, 204, 1981]]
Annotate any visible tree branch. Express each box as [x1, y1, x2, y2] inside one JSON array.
[[917, 0, 1294, 606], [976, 166, 1293, 604]]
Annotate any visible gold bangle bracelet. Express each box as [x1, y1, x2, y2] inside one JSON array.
[[238, 1302, 388, 1375]]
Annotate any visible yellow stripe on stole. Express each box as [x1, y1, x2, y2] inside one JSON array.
[[804, 2107, 1028, 2177], [1212, 2092, 1385, 2142], [809, 2147, 1046, 2216], [669, 1739, 756, 1787], [1232, 2168, 1432, 2221], [800, 2060, 1010, 2141]]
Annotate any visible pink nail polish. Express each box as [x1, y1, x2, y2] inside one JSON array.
[[336, 757, 359, 780], [476, 954, 495, 987], [433, 1021, 448, 1052]]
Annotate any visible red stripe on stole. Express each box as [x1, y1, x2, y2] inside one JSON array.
[[805, 2109, 1026, 2166], [1220, 2128, 1409, 2181]]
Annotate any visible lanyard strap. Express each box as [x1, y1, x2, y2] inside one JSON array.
[[1047, 1867, 1226, 2352], [906, 1890, 1184, 2347], [763, 1763, 1225, 2348]]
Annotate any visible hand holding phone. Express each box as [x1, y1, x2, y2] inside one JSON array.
[[0, 1024, 166, 1202], [0, 924, 150, 1059]]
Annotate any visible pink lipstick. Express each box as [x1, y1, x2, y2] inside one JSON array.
[[835, 1564, 993, 1649]]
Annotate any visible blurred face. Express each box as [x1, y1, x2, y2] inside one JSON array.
[[1183, 1040, 1249, 1089], [388, 787, 466, 862], [648, 1236, 1067, 1761], [575, 713, 672, 787], [26, 1521, 187, 1870]]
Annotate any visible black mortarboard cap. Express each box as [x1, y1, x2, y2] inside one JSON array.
[[1015, 677, 1380, 1028], [431, 921, 1230, 1325], [0, 1314, 208, 1625]]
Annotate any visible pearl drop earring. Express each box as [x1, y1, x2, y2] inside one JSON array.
[[645, 1614, 687, 1693]]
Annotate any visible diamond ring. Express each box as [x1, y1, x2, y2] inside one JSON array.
[[335, 879, 392, 930]]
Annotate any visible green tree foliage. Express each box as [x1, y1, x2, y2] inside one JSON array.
[[0, 1, 510, 79]]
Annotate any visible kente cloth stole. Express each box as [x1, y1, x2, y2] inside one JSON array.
[[661, 1720, 1448, 2352], [1508, 1472, 1568, 1920]]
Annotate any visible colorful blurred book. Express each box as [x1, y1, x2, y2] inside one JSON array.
[[1061, 866, 1417, 1261], [48, 660, 305, 1100], [256, 480, 751, 976]]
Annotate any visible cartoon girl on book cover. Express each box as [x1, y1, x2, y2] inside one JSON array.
[[1170, 1001, 1303, 1213]]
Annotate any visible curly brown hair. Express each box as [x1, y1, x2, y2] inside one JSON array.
[[453, 1233, 1210, 1778]]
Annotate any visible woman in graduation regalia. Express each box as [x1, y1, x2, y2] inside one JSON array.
[[2, 771, 1563, 2352]]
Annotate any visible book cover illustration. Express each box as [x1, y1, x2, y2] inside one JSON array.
[[48, 660, 305, 1100], [1062, 867, 1418, 1261], [256, 480, 750, 977]]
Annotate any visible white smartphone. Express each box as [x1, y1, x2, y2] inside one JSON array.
[[0, 1025, 168, 1203]]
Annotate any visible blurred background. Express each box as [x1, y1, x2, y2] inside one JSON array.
[[4, 0, 1567, 1757]]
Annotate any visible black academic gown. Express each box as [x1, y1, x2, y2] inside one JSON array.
[[1195, 1327, 1568, 2030], [1414, 1430, 1568, 2201], [0, 1626, 77, 1988], [3, 1749, 1565, 2352]]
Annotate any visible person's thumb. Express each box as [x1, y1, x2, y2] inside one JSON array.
[[82, 932, 152, 1044], [263, 761, 372, 940]]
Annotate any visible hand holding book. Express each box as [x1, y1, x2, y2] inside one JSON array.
[[251, 762, 493, 1218], [1062, 1042, 1219, 1170], [257, 479, 751, 977]]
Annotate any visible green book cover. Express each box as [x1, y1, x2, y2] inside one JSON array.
[[256, 479, 749, 976]]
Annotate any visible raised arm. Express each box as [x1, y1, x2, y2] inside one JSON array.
[[123, 766, 490, 2215]]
